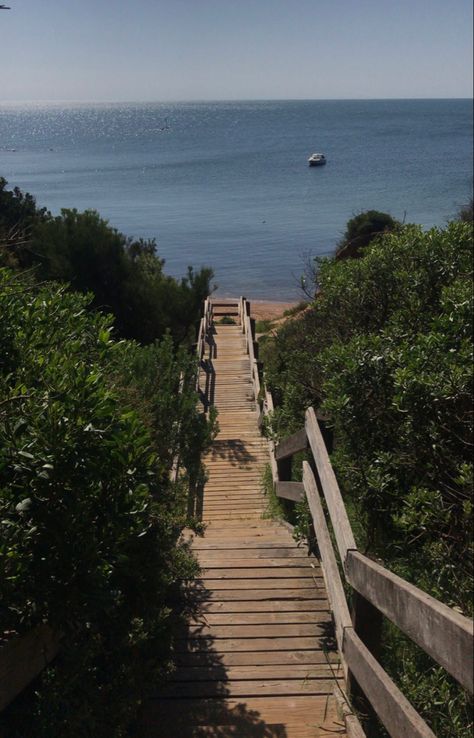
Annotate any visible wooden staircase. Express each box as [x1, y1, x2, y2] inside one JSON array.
[[142, 301, 346, 737]]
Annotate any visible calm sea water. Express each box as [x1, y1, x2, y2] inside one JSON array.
[[0, 99, 472, 300]]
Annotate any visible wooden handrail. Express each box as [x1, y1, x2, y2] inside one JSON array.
[[262, 389, 279, 485], [298, 408, 474, 693], [195, 297, 213, 393], [302, 462, 351, 670], [345, 550, 474, 693], [170, 371, 185, 484], [259, 373, 473, 735], [275, 428, 308, 461], [240, 299, 261, 406], [270, 404, 474, 691], [343, 630, 436, 738], [302, 461, 435, 738], [305, 407, 356, 563]]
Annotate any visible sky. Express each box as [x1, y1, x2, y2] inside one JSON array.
[[1, 0, 473, 101]]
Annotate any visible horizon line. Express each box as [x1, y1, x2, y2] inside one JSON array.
[[1, 96, 473, 106]]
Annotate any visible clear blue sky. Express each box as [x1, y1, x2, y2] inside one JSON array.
[[2, 0, 472, 101]]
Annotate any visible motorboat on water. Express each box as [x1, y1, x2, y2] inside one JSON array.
[[308, 152, 326, 166]]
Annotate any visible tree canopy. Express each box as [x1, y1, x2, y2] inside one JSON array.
[[0, 177, 213, 345], [335, 209, 400, 260]]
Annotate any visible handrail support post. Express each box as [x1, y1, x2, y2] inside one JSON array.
[[347, 592, 384, 737]]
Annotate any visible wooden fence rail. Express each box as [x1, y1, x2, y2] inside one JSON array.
[[239, 297, 261, 404], [256, 295, 473, 737]]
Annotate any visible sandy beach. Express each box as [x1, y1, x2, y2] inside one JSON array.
[[216, 297, 299, 321], [249, 299, 299, 321]]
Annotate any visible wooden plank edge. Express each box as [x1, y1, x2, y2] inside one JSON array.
[[346, 550, 474, 693], [275, 481, 304, 502], [305, 407, 356, 562], [275, 428, 308, 461], [344, 629, 436, 738]]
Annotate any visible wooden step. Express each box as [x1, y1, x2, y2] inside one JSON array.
[[142, 305, 346, 738]]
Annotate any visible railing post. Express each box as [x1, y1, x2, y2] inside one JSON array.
[[351, 593, 383, 662], [276, 454, 292, 485], [347, 578, 383, 735]]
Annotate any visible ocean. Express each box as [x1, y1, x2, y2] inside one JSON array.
[[0, 99, 472, 300]]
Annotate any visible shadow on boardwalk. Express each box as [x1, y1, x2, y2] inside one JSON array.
[[140, 581, 289, 738], [208, 439, 259, 467]]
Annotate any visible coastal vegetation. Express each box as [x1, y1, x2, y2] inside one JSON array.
[[0, 177, 213, 345], [1, 171, 472, 736], [0, 180, 215, 736], [260, 213, 473, 737], [335, 209, 401, 260]]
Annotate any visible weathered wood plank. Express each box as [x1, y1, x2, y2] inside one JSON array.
[[305, 407, 356, 562], [144, 695, 343, 732], [302, 462, 352, 674], [0, 625, 60, 711], [189, 611, 330, 626], [174, 636, 334, 652], [175, 649, 337, 667], [275, 481, 304, 502], [197, 557, 315, 569], [275, 428, 308, 461], [194, 547, 309, 557], [158, 677, 338, 698], [171, 663, 338, 681], [346, 550, 474, 693], [189, 588, 326, 601], [199, 567, 318, 579], [184, 623, 329, 638], [344, 629, 435, 738], [196, 599, 330, 613], [199, 578, 322, 590]]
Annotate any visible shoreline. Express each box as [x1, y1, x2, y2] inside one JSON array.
[[214, 296, 300, 321]]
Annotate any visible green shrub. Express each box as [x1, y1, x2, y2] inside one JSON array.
[[0, 179, 213, 345], [283, 300, 309, 317], [255, 319, 274, 333], [336, 209, 400, 260], [0, 268, 209, 736], [260, 221, 474, 735]]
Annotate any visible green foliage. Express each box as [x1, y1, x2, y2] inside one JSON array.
[[261, 221, 474, 735], [0, 268, 211, 736], [456, 196, 473, 223], [255, 318, 274, 333], [0, 179, 213, 345], [336, 209, 400, 260], [261, 463, 284, 520], [283, 300, 309, 317], [382, 624, 473, 738], [110, 336, 216, 483], [218, 315, 236, 325], [0, 176, 48, 237]]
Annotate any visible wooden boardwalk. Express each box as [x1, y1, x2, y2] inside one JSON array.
[[143, 305, 346, 737], [3, 298, 471, 736]]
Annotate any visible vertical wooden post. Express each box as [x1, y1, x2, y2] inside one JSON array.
[[348, 592, 383, 737], [276, 455, 292, 484]]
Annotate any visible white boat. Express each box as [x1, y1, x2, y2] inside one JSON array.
[[308, 152, 326, 167]]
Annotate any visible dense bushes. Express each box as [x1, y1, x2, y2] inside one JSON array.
[[261, 221, 473, 736], [335, 209, 400, 260], [0, 268, 212, 736], [0, 178, 213, 344]]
